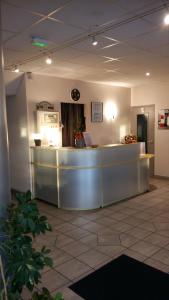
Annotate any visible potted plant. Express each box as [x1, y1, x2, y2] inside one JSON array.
[[0, 191, 63, 300]]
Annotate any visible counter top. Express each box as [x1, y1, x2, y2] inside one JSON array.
[[30, 143, 140, 151], [140, 154, 154, 159]]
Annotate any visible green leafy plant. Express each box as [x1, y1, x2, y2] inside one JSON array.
[[0, 191, 63, 300], [32, 288, 63, 300]]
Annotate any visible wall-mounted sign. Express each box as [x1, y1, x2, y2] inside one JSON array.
[[91, 102, 103, 122], [36, 101, 54, 111], [158, 109, 169, 129], [31, 36, 49, 48], [37, 111, 59, 126]]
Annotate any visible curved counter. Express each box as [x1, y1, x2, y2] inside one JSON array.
[[31, 144, 153, 210]]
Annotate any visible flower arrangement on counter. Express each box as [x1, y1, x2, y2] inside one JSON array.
[[74, 131, 85, 148], [124, 134, 137, 144], [74, 131, 83, 140], [73, 119, 86, 148]]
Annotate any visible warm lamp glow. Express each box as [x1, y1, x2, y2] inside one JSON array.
[[104, 102, 118, 121], [164, 14, 169, 25], [47, 127, 59, 146], [20, 128, 27, 138], [120, 125, 128, 142], [32, 133, 41, 140], [39, 127, 61, 147]]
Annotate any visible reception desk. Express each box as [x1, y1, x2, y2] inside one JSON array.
[[31, 144, 153, 210]]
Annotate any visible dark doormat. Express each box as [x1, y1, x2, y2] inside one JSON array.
[[69, 254, 169, 300]]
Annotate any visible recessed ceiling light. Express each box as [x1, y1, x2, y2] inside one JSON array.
[[164, 14, 169, 25], [92, 36, 98, 46], [46, 56, 52, 64], [146, 72, 150, 76]]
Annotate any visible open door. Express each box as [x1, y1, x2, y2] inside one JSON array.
[[61, 103, 85, 147], [131, 105, 155, 176]]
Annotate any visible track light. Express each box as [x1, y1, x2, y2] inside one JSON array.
[[46, 56, 52, 64], [92, 36, 98, 46], [13, 66, 19, 73]]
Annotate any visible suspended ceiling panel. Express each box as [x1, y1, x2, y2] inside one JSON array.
[[5, 0, 67, 15], [54, 0, 126, 29], [2, 0, 169, 87], [2, 2, 41, 32]]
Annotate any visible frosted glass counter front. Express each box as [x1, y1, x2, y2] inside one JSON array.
[[31, 144, 151, 210]]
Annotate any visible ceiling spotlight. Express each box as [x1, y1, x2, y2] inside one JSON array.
[[146, 72, 150, 76], [92, 36, 98, 46], [46, 56, 52, 64], [13, 66, 19, 73], [164, 14, 169, 25]]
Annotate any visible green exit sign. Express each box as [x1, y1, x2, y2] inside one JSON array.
[[31, 36, 48, 48]]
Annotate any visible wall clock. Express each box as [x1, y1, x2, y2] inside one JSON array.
[[71, 88, 80, 101]]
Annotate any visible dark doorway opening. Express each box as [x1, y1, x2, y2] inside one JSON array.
[[61, 103, 86, 147], [137, 114, 148, 153], [131, 105, 155, 176]]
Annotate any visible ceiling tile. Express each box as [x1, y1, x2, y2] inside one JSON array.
[[51, 47, 86, 60], [143, 8, 168, 26], [153, 44, 169, 57], [26, 19, 84, 44], [68, 53, 107, 66], [115, 0, 159, 12], [54, 0, 126, 30], [2, 30, 17, 42], [98, 43, 140, 58], [71, 38, 108, 53], [5, 0, 68, 15], [129, 28, 169, 51], [4, 49, 34, 66], [2, 2, 41, 32], [105, 19, 155, 41]]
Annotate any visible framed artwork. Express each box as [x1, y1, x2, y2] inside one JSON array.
[[91, 102, 103, 122], [158, 109, 169, 129], [44, 112, 59, 123], [37, 111, 59, 128]]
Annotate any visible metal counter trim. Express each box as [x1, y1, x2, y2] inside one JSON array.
[[31, 155, 151, 170]]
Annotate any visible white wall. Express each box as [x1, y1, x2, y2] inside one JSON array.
[[6, 75, 31, 191], [26, 74, 131, 145], [5, 71, 23, 95], [131, 83, 169, 177], [5, 72, 131, 192]]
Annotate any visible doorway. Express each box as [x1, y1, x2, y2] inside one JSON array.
[[131, 105, 155, 176], [137, 114, 148, 153], [61, 103, 86, 147]]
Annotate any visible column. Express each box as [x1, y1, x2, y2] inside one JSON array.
[[0, 0, 11, 218]]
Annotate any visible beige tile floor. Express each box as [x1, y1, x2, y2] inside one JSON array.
[[23, 178, 169, 299]]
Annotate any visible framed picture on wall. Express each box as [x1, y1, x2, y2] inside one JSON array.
[[91, 102, 103, 122], [158, 109, 169, 129]]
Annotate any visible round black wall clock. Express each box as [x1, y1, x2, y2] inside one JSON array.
[[71, 88, 80, 101]]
